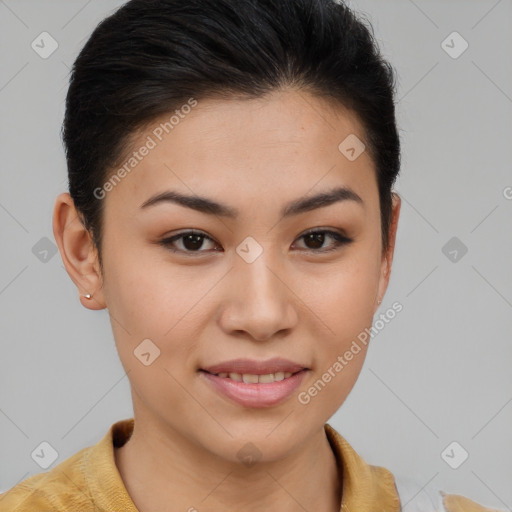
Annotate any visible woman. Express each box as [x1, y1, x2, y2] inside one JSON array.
[[0, 0, 503, 510]]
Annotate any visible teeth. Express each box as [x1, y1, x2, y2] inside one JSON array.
[[242, 373, 259, 384], [215, 371, 295, 383]]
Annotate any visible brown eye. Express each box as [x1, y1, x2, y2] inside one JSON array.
[[159, 231, 219, 254], [180, 233, 209, 251], [294, 229, 352, 253]]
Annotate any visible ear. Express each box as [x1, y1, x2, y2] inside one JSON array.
[[374, 192, 401, 313], [52, 192, 106, 310]]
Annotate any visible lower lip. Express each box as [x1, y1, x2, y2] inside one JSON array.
[[199, 370, 308, 408]]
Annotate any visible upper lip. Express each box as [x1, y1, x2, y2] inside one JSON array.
[[201, 357, 308, 375]]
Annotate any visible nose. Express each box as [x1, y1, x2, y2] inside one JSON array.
[[218, 252, 299, 342]]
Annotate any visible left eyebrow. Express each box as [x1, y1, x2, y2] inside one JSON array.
[[140, 185, 364, 219], [281, 186, 364, 217]]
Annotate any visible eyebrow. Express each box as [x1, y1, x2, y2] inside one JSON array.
[[140, 186, 364, 219]]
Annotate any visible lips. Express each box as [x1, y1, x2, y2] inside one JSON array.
[[199, 357, 310, 407], [200, 367, 308, 408], [201, 357, 308, 376]]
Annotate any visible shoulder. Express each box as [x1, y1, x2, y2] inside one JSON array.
[[394, 475, 505, 512], [0, 418, 134, 512], [325, 423, 504, 512], [0, 445, 94, 512]]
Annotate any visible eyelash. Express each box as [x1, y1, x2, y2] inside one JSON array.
[[158, 229, 353, 256]]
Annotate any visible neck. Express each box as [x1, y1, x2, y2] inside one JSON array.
[[114, 416, 342, 512]]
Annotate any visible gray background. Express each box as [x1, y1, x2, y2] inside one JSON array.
[[1, 0, 511, 508]]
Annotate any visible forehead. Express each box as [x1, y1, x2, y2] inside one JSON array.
[[104, 89, 377, 216]]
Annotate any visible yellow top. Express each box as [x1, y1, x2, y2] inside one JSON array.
[[0, 418, 502, 511]]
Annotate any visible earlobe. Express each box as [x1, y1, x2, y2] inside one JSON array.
[[52, 192, 106, 310]]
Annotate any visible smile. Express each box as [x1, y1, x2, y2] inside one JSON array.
[[204, 370, 296, 383], [199, 369, 308, 408]]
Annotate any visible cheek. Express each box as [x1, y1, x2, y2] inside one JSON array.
[[304, 269, 374, 414], [102, 240, 193, 333], [102, 244, 211, 374], [310, 254, 380, 332], [305, 250, 379, 396]]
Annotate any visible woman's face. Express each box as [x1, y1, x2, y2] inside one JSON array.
[[89, 89, 400, 462]]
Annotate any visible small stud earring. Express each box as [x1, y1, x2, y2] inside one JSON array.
[[83, 293, 92, 300], [377, 299, 382, 305]]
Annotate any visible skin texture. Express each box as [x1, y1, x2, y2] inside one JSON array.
[[53, 88, 401, 512]]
